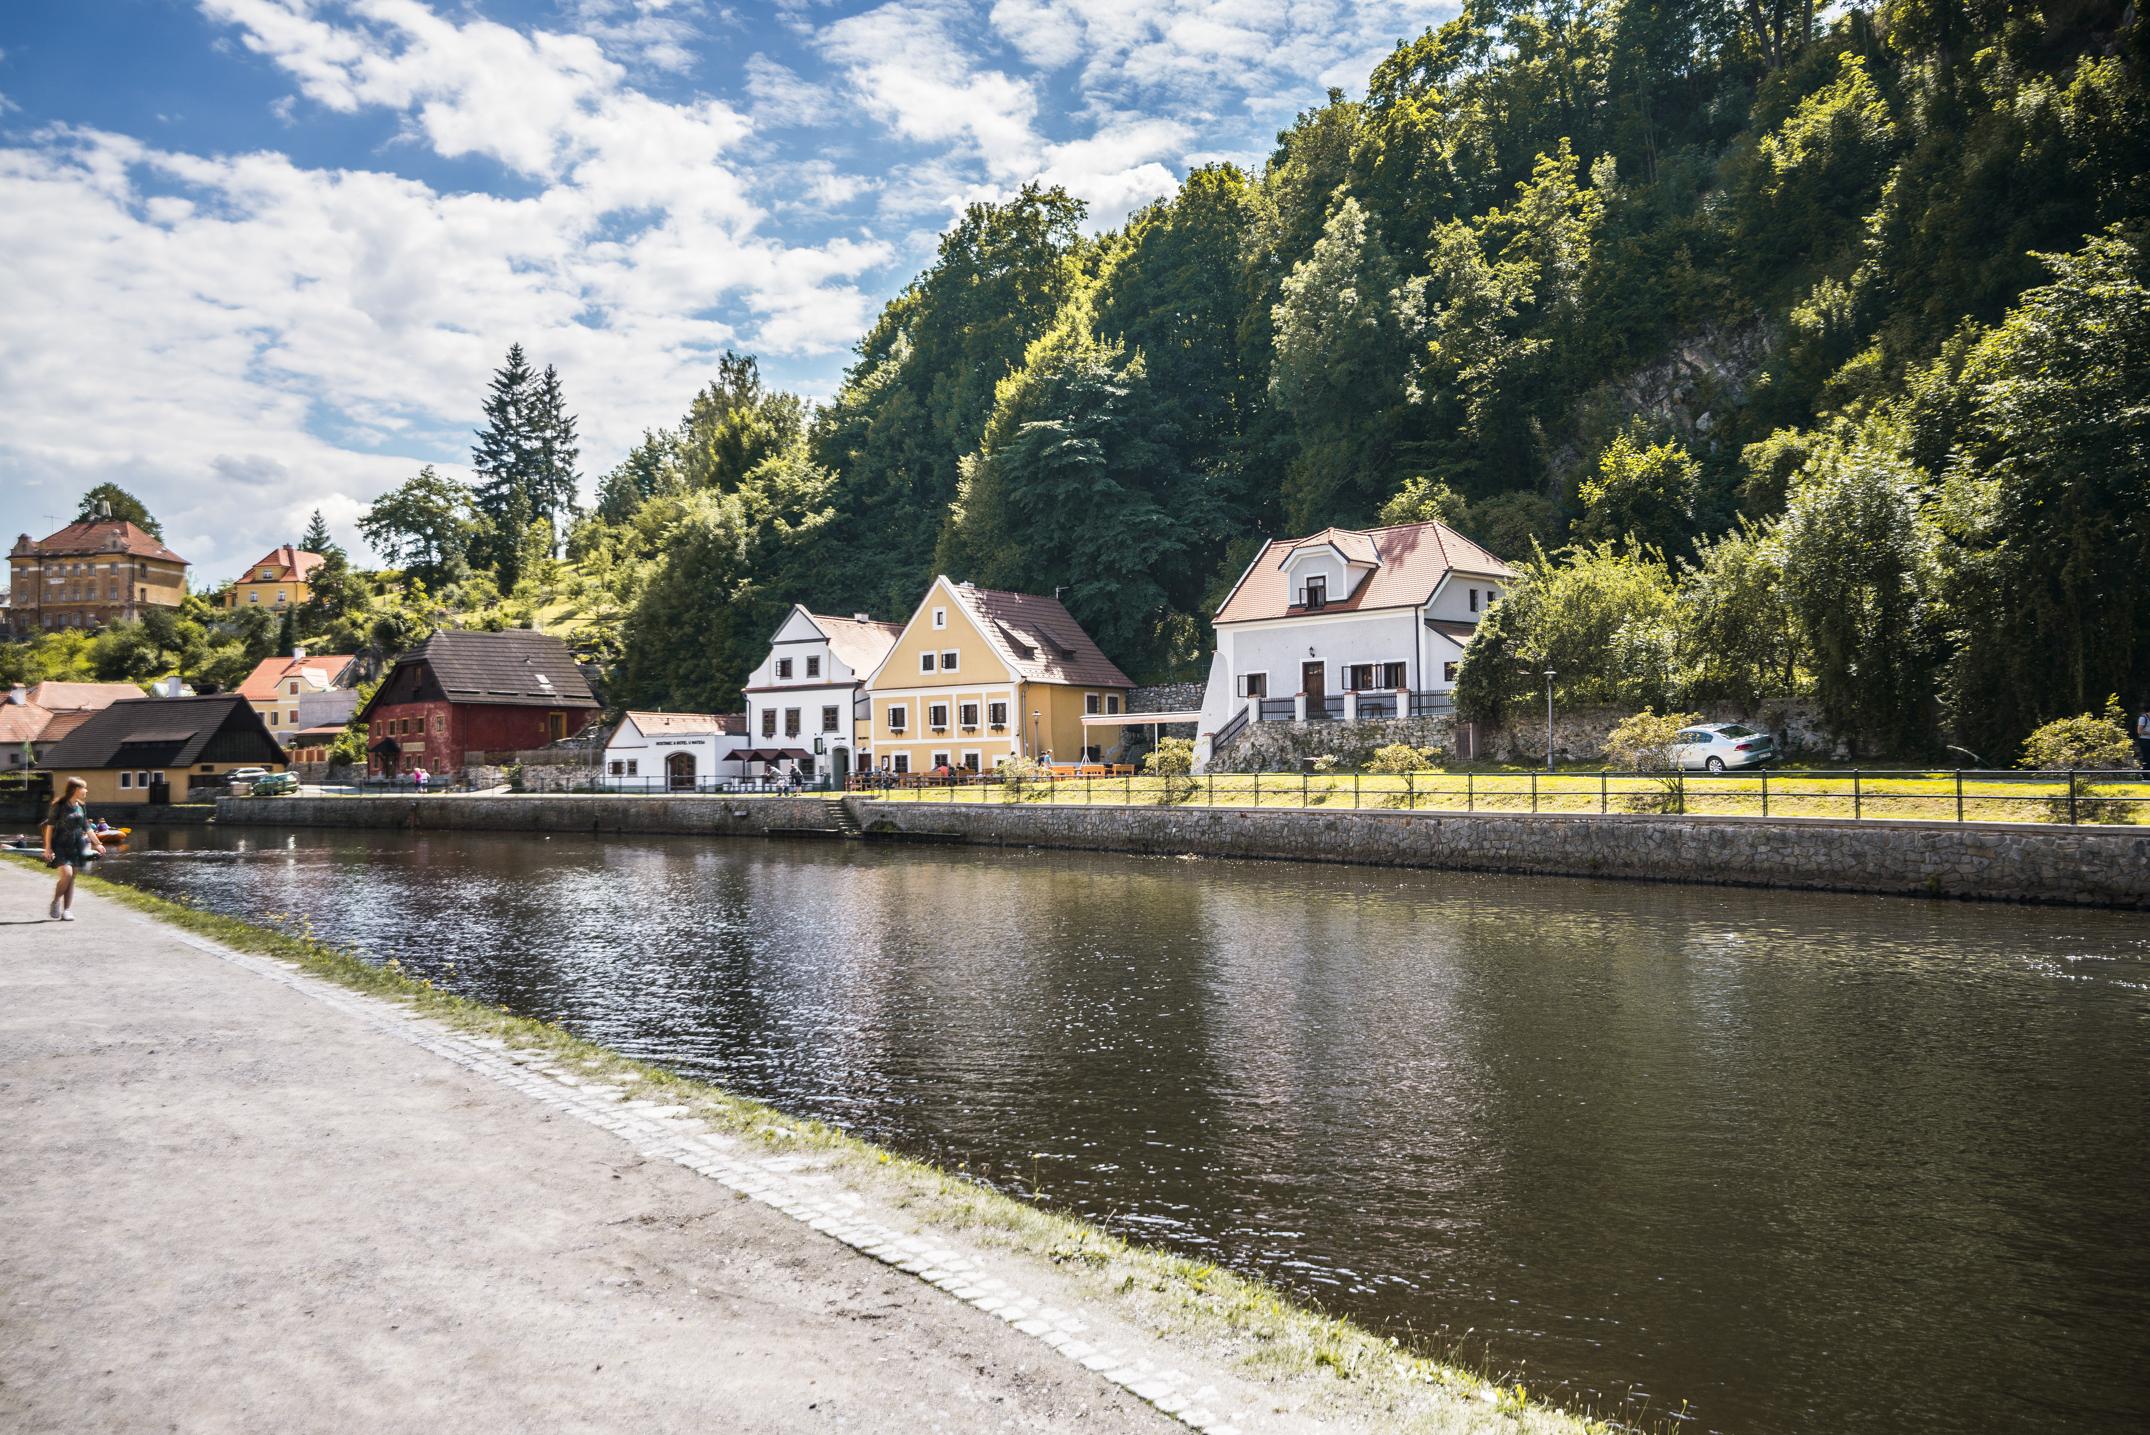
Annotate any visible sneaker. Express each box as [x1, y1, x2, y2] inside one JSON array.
[[61, 908, 77, 921], [49, 898, 62, 920]]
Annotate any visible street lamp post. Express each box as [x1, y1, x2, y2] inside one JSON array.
[[1031, 709, 1042, 762], [1544, 670, 1557, 772]]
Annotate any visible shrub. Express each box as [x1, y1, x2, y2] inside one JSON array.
[[1603, 707, 1701, 812], [1142, 737, 1198, 804], [1366, 743, 1438, 774], [997, 755, 1053, 801], [2020, 699, 2136, 822]]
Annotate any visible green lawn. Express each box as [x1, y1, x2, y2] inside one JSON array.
[[854, 769, 2150, 826]]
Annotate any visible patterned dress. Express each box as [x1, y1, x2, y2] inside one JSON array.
[[46, 802, 96, 868]]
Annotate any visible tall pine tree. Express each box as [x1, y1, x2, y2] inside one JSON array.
[[299, 508, 339, 558], [471, 343, 539, 586], [529, 363, 581, 550]]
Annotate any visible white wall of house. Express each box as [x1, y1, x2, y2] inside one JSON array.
[[1427, 572, 1507, 624], [1278, 546, 1369, 606], [741, 607, 872, 774], [601, 718, 747, 789]]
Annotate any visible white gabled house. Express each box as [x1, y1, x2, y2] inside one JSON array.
[[603, 711, 748, 791], [1195, 520, 1517, 770], [741, 605, 902, 782]]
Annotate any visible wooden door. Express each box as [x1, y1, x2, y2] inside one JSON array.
[[1302, 660, 1326, 711]]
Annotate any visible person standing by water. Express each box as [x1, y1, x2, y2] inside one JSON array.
[[2136, 703, 2150, 772], [39, 776, 105, 922]]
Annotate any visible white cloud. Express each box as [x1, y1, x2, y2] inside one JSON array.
[[0, 0, 897, 577]]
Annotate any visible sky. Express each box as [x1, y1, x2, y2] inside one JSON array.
[[0, 0, 1454, 583]]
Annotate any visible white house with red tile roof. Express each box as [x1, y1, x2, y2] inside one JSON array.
[[741, 605, 903, 781], [1196, 520, 1518, 769], [235, 649, 360, 740], [602, 711, 749, 791]]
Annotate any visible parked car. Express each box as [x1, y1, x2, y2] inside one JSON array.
[[1673, 723, 1777, 772], [228, 767, 272, 785], [248, 772, 300, 796]]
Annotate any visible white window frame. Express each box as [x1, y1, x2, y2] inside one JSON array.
[[1084, 693, 1101, 715], [920, 652, 936, 673], [988, 700, 1008, 730], [892, 753, 910, 774], [776, 657, 793, 679], [932, 607, 946, 629], [1240, 672, 1268, 699], [928, 702, 949, 731], [931, 751, 951, 770], [960, 750, 981, 771], [886, 704, 908, 734], [119, 771, 133, 789], [939, 649, 958, 672], [959, 702, 979, 730]]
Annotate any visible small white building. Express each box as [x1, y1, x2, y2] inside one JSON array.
[[602, 711, 748, 791], [742, 605, 901, 782], [1195, 520, 1517, 770]]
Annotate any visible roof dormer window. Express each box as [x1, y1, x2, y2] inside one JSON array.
[[1301, 575, 1327, 610]]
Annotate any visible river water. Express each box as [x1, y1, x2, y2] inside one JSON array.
[[104, 825, 2150, 1434]]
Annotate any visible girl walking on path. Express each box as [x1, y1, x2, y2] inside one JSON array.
[[40, 777, 104, 922]]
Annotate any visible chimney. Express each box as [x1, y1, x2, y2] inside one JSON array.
[[6, 684, 24, 706], [853, 613, 870, 623], [292, 645, 307, 661]]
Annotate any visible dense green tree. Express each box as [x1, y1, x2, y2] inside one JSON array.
[[1937, 226, 2150, 755], [1454, 541, 1680, 722], [677, 353, 805, 494], [74, 483, 161, 537], [940, 321, 1217, 677], [359, 466, 475, 590], [1270, 194, 1411, 527], [1675, 518, 1799, 706], [1577, 426, 1703, 555], [807, 185, 1090, 615], [1778, 436, 1940, 751]]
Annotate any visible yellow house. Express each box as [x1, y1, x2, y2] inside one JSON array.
[[35, 693, 285, 806], [861, 577, 1132, 774], [224, 545, 326, 612]]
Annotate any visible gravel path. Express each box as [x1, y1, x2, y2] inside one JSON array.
[[0, 863, 1193, 1434]]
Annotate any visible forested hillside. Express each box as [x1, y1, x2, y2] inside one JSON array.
[[556, 0, 2144, 756]]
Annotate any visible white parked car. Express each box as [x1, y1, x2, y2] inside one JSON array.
[[227, 766, 272, 787], [1672, 723, 1777, 772]]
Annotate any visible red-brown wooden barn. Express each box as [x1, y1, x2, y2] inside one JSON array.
[[358, 629, 599, 777]]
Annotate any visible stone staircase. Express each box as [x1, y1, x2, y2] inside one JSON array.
[[823, 796, 863, 839]]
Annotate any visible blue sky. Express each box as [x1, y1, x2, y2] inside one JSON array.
[[0, 0, 1451, 580]]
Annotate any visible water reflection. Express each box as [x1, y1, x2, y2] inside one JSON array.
[[113, 828, 2150, 1434]]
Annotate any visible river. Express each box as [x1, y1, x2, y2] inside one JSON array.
[[102, 825, 2150, 1434]]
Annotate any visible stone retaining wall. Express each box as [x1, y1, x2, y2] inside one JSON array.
[[850, 802, 2150, 908], [217, 793, 2150, 907], [219, 794, 839, 836]]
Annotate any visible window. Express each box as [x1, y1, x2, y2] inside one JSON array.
[[119, 771, 132, 789], [761, 709, 777, 737], [1383, 662, 1408, 689], [1083, 744, 1103, 761], [138, 771, 151, 787], [1241, 672, 1268, 699], [777, 657, 793, 679], [988, 701, 1008, 729], [822, 705, 840, 732], [928, 702, 949, 730], [1468, 587, 1479, 613], [932, 607, 947, 629], [1347, 665, 1376, 691], [626, 759, 639, 776], [434, 714, 445, 734], [806, 656, 820, 678], [784, 708, 801, 737], [940, 650, 958, 671], [920, 652, 936, 673], [887, 704, 908, 733], [249, 591, 260, 604], [276, 590, 287, 604], [892, 753, 911, 774], [260, 568, 275, 581], [1443, 661, 1460, 683], [288, 681, 300, 696], [1302, 575, 1327, 609], [1107, 695, 1121, 714], [959, 702, 979, 729], [609, 760, 625, 776], [269, 711, 279, 726], [1085, 693, 1101, 715], [932, 751, 951, 770]]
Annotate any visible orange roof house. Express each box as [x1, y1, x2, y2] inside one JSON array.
[[225, 545, 329, 612], [1197, 519, 1518, 769]]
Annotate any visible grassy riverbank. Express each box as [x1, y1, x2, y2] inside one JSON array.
[[15, 852, 1609, 1435]]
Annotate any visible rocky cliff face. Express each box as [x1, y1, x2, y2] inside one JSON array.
[[1558, 320, 1778, 475]]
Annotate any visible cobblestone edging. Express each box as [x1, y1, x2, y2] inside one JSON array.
[[218, 794, 2150, 907], [134, 912, 1245, 1433]]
